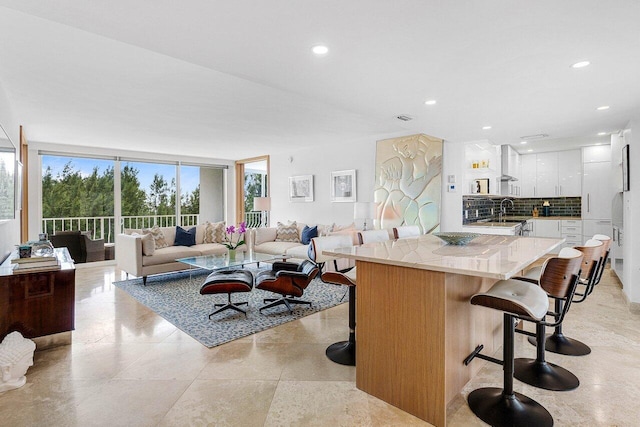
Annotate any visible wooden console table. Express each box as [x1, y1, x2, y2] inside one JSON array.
[[0, 248, 76, 342]]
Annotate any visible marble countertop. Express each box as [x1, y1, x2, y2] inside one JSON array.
[[323, 234, 564, 280]]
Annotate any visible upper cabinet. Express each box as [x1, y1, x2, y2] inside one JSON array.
[[582, 145, 612, 220], [519, 150, 582, 198]]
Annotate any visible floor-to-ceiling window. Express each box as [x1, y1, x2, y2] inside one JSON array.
[[41, 154, 226, 246]]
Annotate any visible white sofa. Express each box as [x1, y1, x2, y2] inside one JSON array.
[[248, 222, 358, 269], [116, 225, 243, 285]]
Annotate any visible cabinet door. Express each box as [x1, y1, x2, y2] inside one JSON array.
[[520, 155, 537, 197], [558, 150, 582, 196], [533, 219, 561, 238], [582, 161, 612, 219], [582, 219, 612, 240], [536, 152, 559, 197]]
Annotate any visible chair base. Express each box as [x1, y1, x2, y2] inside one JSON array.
[[468, 387, 553, 427], [528, 333, 591, 356], [209, 301, 248, 318], [326, 340, 355, 366], [260, 297, 311, 313], [514, 358, 579, 391]]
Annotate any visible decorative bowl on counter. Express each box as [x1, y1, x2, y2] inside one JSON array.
[[432, 232, 480, 246]]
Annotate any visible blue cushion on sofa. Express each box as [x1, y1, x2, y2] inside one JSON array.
[[301, 225, 318, 245], [174, 226, 196, 246]]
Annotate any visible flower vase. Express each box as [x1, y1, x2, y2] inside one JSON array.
[[228, 249, 236, 261]]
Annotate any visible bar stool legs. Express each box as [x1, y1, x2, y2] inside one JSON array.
[[468, 314, 553, 427], [516, 322, 579, 391], [326, 286, 356, 366], [528, 299, 591, 356]]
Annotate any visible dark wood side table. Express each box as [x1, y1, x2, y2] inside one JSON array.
[[0, 248, 76, 349]]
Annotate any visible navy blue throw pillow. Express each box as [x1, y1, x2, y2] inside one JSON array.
[[301, 225, 318, 245], [174, 226, 196, 247]]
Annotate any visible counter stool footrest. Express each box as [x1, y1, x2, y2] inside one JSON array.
[[463, 344, 503, 366]]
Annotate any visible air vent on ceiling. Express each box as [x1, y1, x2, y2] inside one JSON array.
[[396, 114, 414, 122], [519, 133, 549, 140]]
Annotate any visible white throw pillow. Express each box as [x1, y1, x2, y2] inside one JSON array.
[[132, 232, 156, 256], [142, 225, 169, 249]]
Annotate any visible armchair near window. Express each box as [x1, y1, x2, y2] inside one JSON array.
[[50, 230, 105, 263]]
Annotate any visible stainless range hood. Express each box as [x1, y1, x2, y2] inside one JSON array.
[[500, 145, 519, 181]]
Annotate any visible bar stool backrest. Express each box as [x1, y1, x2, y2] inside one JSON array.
[[393, 225, 421, 239], [308, 235, 354, 264], [592, 234, 611, 252], [574, 239, 604, 283], [357, 229, 390, 245], [538, 248, 583, 300]]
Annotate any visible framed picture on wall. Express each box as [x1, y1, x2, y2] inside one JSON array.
[[622, 144, 630, 192], [289, 175, 314, 202], [474, 178, 490, 194], [330, 169, 356, 202]]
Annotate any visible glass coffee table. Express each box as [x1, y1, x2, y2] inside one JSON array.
[[176, 252, 289, 282]]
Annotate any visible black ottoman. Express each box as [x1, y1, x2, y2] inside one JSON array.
[[200, 270, 254, 318]]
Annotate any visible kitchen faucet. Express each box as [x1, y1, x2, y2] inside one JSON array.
[[499, 198, 514, 223]]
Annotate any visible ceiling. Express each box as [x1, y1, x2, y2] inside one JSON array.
[[0, 1, 638, 160]]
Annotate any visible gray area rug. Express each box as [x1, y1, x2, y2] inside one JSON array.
[[114, 268, 347, 348]]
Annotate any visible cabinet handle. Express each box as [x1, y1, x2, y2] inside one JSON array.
[[587, 194, 590, 212]]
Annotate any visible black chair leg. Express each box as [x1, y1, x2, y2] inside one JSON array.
[[260, 297, 312, 313], [515, 322, 579, 391], [468, 313, 553, 427], [326, 286, 356, 366], [528, 298, 591, 356], [208, 293, 248, 318]]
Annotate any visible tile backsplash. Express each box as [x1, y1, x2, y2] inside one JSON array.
[[462, 196, 582, 224]]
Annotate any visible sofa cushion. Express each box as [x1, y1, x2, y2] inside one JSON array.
[[124, 228, 143, 235], [174, 226, 197, 246], [197, 243, 229, 256], [301, 225, 318, 245], [254, 241, 302, 256], [142, 245, 200, 266], [143, 225, 170, 249], [204, 221, 225, 243], [255, 227, 277, 245], [276, 221, 300, 243]]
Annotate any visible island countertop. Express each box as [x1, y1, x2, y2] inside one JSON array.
[[323, 234, 564, 280]]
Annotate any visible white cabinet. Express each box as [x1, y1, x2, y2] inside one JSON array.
[[521, 155, 537, 197], [520, 150, 582, 198], [558, 150, 582, 196], [533, 219, 561, 238], [582, 161, 612, 220], [536, 152, 559, 197], [582, 219, 612, 240], [583, 145, 611, 163], [561, 219, 583, 249]]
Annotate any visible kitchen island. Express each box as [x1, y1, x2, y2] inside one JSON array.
[[323, 234, 563, 427]]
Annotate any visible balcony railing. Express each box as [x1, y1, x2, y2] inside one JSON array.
[[244, 211, 267, 228], [42, 214, 200, 243]]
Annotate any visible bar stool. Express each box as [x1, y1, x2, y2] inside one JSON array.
[[309, 235, 357, 366], [513, 248, 584, 391], [357, 229, 390, 245], [590, 234, 612, 293], [392, 225, 421, 239], [464, 278, 553, 426]]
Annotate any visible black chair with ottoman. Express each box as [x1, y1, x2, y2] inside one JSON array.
[[200, 270, 254, 318], [254, 260, 319, 313]]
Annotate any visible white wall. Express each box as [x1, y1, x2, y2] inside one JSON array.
[[268, 133, 459, 231], [440, 140, 464, 232], [0, 81, 20, 261]]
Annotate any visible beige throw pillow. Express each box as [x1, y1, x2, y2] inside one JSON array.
[[275, 221, 300, 243], [131, 232, 156, 256], [143, 224, 169, 249], [203, 221, 225, 244]]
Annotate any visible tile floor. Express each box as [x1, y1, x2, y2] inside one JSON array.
[[0, 264, 637, 426]]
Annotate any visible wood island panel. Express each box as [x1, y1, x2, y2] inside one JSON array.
[[355, 261, 502, 427]]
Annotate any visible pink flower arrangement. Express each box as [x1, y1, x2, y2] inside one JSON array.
[[223, 222, 246, 250]]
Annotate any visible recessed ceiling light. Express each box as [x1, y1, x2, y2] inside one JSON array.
[[424, 99, 437, 105], [312, 45, 329, 55], [520, 141, 528, 144], [598, 132, 607, 136], [571, 61, 590, 68], [596, 105, 610, 110], [527, 149, 533, 152], [482, 126, 492, 130]]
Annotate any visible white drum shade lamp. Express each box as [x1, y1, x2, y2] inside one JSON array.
[[254, 197, 271, 227], [354, 202, 376, 231]]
